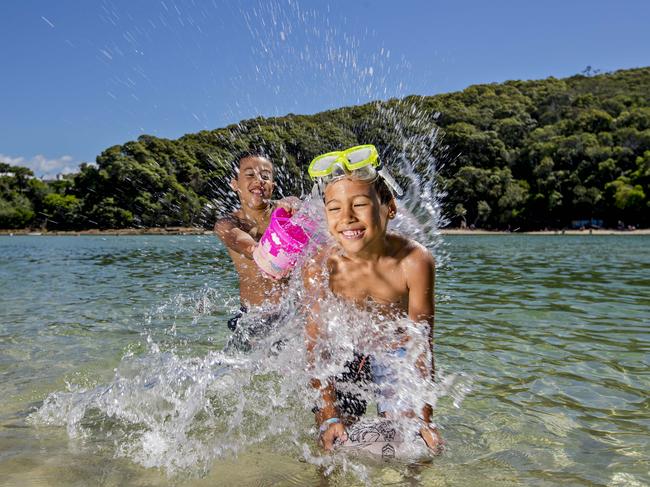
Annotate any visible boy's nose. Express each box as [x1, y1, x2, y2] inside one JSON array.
[[341, 205, 356, 222]]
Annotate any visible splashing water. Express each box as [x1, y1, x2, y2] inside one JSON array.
[[29, 1, 468, 482], [379, 102, 450, 265], [31, 295, 468, 479], [29, 135, 469, 482]]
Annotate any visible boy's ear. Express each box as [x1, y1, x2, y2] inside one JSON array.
[[230, 179, 240, 193], [387, 199, 397, 219]]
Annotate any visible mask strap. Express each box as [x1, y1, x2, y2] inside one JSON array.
[[377, 167, 404, 198]]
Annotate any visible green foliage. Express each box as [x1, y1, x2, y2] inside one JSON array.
[[449, 166, 528, 227], [2, 66, 650, 230], [41, 193, 83, 229], [0, 194, 34, 228], [0, 166, 37, 228], [605, 178, 646, 211], [87, 197, 134, 229]]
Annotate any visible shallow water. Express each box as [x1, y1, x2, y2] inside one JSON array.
[[1, 235, 649, 486]]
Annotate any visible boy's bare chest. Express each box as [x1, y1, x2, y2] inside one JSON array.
[[232, 211, 270, 240], [241, 220, 264, 240], [328, 260, 407, 307]]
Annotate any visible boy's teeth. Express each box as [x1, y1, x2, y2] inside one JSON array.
[[342, 229, 363, 237]]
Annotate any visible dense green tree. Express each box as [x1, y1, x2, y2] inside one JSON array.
[[2, 66, 650, 230], [41, 193, 83, 229], [0, 166, 38, 228], [87, 197, 134, 229], [0, 194, 34, 228]]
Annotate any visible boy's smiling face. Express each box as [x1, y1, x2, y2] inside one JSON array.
[[231, 156, 274, 210], [323, 178, 395, 255]]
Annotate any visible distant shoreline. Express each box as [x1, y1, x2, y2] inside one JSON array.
[[1, 227, 649, 236], [0, 227, 212, 236], [442, 228, 650, 235]]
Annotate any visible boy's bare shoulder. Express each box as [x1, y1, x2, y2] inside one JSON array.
[[306, 244, 339, 271], [214, 210, 252, 233], [388, 233, 435, 268]]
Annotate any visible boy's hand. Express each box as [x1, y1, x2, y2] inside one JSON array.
[[274, 196, 301, 216], [419, 424, 444, 454], [319, 422, 348, 451]]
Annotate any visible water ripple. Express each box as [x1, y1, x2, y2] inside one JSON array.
[[1, 235, 649, 485]]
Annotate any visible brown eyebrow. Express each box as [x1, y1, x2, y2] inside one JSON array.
[[325, 194, 372, 205], [348, 194, 372, 201]]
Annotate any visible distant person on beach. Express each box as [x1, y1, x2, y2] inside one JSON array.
[[214, 151, 299, 336], [302, 145, 442, 454]]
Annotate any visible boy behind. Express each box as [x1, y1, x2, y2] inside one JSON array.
[[302, 145, 441, 453], [214, 152, 298, 332]]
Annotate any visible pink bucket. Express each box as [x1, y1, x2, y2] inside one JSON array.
[[253, 207, 315, 279]]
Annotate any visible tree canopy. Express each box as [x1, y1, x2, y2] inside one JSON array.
[[2, 66, 649, 230]]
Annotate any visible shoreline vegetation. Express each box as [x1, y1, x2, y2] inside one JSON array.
[[2, 67, 649, 232], [2, 227, 649, 236]]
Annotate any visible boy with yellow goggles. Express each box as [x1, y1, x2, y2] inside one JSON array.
[[303, 143, 441, 453], [308, 144, 403, 197]]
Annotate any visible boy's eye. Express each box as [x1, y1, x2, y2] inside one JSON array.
[[261, 173, 271, 181], [353, 203, 367, 208], [327, 207, 341, 212]]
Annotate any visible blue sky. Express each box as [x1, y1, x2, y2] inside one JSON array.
[[1, 0, 649, 177]]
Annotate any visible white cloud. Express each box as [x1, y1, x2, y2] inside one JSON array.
[[0, 153, 81, 179]]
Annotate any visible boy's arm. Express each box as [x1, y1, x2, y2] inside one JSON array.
[[404, 247, 442, 451], [306, 312, 347, 450], [405, 246, 435, 328], [305, 317, 339, 422], [404, 246, 436, 424], [214, 216, 257, 260], [404, 245, 435, 369], [303, 255, 347, 450], [272, 196, 301, 215]]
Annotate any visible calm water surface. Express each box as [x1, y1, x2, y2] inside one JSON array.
[[1, 235, 648, 486]]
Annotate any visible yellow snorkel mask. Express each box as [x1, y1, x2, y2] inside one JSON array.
[[308, 144, 403, 197]]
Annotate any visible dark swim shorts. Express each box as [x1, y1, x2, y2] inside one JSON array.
[[311, 352, 373, 419], [335, 351, 373, 418], [229, 309, 372, 418], [225, 306, 283, 353], [227, 306, 248, 331]]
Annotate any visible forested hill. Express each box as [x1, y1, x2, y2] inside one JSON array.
[[2, 66, 649, 231]]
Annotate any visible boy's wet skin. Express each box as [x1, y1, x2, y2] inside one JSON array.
[[304, 177, 441, 453], [214, 155, 294, 307], [324, 178, 433, 320]]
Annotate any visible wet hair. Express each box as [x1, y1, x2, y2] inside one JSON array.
[[372, 176, 395, 205], [230, 150, 272, 177]]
